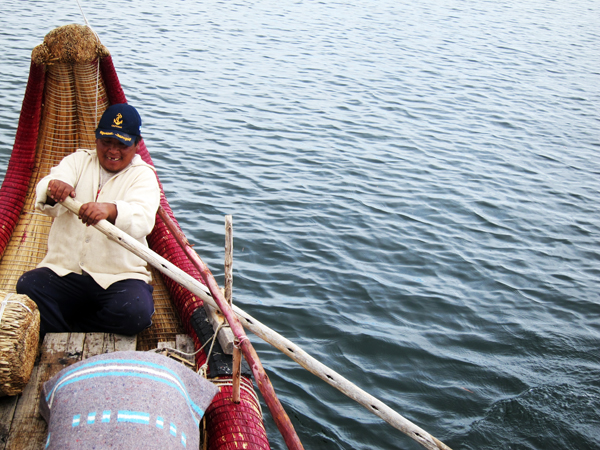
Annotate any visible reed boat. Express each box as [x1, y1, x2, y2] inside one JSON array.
[[0, 24, 272, 449], [0, 21, 457, 450]]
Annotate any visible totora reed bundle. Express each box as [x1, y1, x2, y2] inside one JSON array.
[[0, 292, 40, 396], [31, 23, 110, 65]]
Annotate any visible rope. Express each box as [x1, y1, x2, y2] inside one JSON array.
[[0, 294, 12, 325], [197, 322, 225, 378], [74, 0, 103, 122], [146, 333, 214, 359], [147, 322, 228, 379], [235, 335, 249, 347], [211, 376, 263, 415], [0, 294, 34, 327], [95, 58, 100, 123], [74, 0, 101, 41]]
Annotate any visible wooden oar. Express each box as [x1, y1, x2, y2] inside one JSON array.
[[59, 196, 452, 450]]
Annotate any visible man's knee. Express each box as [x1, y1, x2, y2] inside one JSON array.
[[104, 281, 154, 335], [16, 274, 29, 296], [17, 267, 53, 297], [118, 297, 154, 334], [16, 269, 36, 295]]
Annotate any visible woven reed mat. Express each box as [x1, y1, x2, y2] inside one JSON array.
[[0, 24, 184, 352]]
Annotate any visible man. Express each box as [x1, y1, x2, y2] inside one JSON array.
[[17, 103, 160, 336]]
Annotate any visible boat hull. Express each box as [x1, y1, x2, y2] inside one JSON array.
[[0, 24, 270, 450]]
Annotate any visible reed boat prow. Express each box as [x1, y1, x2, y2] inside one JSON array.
[[0, 24, 271, 450]]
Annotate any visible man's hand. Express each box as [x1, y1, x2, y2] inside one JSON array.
[[78, 202, 118, 226], [47, 180, 75, 205]]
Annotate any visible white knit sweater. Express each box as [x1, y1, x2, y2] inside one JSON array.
[[35, 149, 161, 289]]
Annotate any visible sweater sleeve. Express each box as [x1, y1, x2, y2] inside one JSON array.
[[113, 166, 160, 239], [35, 151, 87, 217]]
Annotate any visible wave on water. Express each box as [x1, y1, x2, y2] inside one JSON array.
[[1, 0, 599, 449]]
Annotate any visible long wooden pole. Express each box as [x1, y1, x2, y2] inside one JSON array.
[[60, 197, 452, 450], [156, 207, 303, 450]]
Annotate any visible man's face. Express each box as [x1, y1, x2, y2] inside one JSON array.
[[96, 137, 138, 173]]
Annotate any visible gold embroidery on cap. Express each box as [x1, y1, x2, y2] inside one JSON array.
[[113, 113, 123, 128], [114, 133, 132, 142], [99, 130, 131, 142]]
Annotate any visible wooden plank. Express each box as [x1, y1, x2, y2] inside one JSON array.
[[157, 341, 176, 350], [64, 333, 86, 362], [0, 396, 18, 450], [176, 334, 194, 353], [113, 334, 137, 352], [4, 333, 84, 449], [176, 334, 195, 365], [82, 332, 106, 357], [81, 333, 136, 358]]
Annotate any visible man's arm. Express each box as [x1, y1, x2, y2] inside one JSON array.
[[112, 168, 161, 239], [36, 150, 87, 215]]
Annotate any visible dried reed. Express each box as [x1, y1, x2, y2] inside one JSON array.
[[0, 293, 40, 396], [31, 24, 109, 65]]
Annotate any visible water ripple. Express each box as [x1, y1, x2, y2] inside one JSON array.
[[1, 0, 600, 449]]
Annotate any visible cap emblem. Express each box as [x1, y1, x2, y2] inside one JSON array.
[[113, 113, 123, 128]]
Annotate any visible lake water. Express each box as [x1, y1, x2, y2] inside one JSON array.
[[1, 1, 599, 449]]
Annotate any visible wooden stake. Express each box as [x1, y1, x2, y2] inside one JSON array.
[[231, 340, 242, 404], [59, 196, 452, 450], [223, 215, 241, 403], [224, 215, 233, 306]]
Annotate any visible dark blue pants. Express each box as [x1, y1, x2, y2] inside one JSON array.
[[16, 267, 154, 336]]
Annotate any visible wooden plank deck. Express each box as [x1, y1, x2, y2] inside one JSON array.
[[0, 333, 136, 450]]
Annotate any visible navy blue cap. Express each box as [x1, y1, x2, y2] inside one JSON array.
[[95, 103, 141, 147]]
